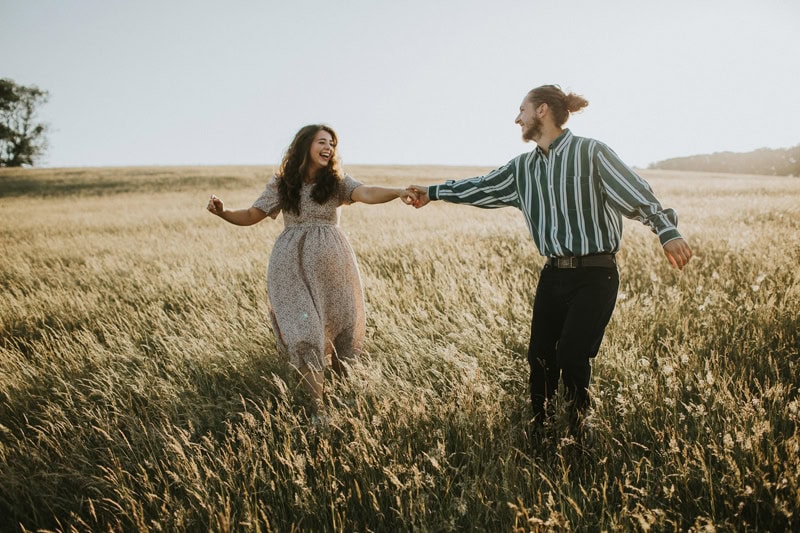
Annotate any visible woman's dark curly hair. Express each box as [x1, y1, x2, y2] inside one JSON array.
[[276, 124, 343, 215]]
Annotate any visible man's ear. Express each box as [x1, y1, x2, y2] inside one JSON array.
[[536, 103, 548, 117]]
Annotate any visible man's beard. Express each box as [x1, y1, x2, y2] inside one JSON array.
[[522, 117, 543, 142]]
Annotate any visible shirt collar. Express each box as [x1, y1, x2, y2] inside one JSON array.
[[535, 128, 573, 157]]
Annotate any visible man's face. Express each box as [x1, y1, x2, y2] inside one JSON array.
[[515, 99, 543, 142]]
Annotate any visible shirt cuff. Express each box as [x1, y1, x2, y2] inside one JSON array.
[[428, 184, 440, 201], [658, 228, 682, 246]]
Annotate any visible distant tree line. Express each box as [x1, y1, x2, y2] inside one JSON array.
[[648, 145, 800, 177]]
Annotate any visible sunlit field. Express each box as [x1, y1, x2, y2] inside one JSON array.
[[1, 165, 798, 531]]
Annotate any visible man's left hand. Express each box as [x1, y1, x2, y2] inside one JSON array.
[[663, 238, 692, 270]]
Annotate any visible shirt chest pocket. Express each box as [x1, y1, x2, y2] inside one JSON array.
[[562, 174, 595, 213]]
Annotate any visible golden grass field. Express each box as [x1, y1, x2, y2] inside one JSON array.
[[1, 165, 798, 531]]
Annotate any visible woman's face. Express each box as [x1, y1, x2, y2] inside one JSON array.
[[306, 129, 335, 175]]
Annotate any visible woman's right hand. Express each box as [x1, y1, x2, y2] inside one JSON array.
[[407, 185, 430, 208], [207, 194, 224, 216]]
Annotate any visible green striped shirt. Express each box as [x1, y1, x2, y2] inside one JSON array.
[[429, 129, 682, 257]]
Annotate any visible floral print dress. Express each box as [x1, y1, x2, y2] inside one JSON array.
[[252, 175, 365, 372]]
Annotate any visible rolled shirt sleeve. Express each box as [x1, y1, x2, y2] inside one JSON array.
[[594, 144, 682, 245], [428, 160, 520, 209]]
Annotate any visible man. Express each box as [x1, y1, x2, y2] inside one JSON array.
[[409, 84, 692, 431]]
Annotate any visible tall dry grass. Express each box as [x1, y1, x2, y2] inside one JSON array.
[[0, 165, 798, 531]]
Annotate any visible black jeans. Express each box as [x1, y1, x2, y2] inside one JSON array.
[[527, 264, 619, 420]]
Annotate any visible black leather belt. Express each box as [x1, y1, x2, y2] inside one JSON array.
[[545, 253, 616, 269]]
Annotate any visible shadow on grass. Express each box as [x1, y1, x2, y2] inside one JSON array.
[[0, 324, 297, 531], [0, 167, 266, 198]]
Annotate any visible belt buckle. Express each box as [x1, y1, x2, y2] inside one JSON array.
[[556, 257, 577, 268]]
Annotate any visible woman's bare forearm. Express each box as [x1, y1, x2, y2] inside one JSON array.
[[217, 207, 267, 226], [351, 185, 415, 205]]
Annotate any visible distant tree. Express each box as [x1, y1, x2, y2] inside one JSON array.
[[0, 78, 50, 167], [649, 144, 800, 177]]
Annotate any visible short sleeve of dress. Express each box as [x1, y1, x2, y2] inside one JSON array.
[[340, 174, 363, 205], [252, 176, 282, 219]]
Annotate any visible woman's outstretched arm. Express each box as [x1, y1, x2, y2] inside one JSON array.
[[350, 186, 417, 205], [207, 194, 268, 226]]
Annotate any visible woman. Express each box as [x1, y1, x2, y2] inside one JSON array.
[[207, 124, 416, 414]]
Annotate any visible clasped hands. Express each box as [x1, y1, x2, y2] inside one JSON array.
[[400, 185, 430, 208]]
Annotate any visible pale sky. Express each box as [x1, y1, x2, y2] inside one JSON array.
[[2, 0, 798, 169]]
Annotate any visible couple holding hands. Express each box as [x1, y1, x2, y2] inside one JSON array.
[[207, 84, 692, 433]]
